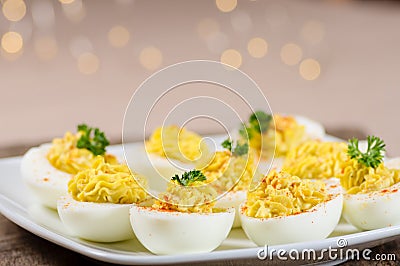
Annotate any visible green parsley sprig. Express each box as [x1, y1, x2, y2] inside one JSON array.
[[347, 135, 385, 169], [76, 124, 110, 156], [239, 110, 272, 139], [249, 111, 272, 133], [221, 138, 249, 156], [171, 170, 206, 186]]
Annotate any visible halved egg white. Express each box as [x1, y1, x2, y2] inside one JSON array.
[[129, 205, 235, 255], [384, 157, 400, 169], [130, 153, 188, 193], [57, 195, 135, 242], [323, 177, 344, 195], [294, 115, 325, 140], [239, 193, 343, 246], [341, 157, 400, 230], [256, 158, 284, 175], [125, 143, 190, 191], [146, 153, 191, 175], [343, 183, 400, 230], [342, 181, 400, 231], [21, 144, 70, 209], [214, 190, 246, 228]]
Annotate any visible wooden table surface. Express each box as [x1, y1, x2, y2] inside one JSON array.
[[1, 134, 399, 265]]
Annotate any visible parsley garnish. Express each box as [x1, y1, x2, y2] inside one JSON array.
[[347, 136, 385, 169], [171, 170, 206, 186], [76, 124, 110, 156], [221, 138, 232, 151], [249, 111, 272, 133], [240, 111, 272, 139], [239, 123, 252, 139], [234, 142, 249, 156], [221, 138, 249, 156]]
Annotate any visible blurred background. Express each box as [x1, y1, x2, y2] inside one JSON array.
[[1, 0, 400, 155]]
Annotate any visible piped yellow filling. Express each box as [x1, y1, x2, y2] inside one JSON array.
[[244, 170, 327, 218], [146, 125, 209, 163], [68, 158, 148, 204], [47, 132, 117, 174], [338, 159, 400, 194], [282, 141, 348, 179]]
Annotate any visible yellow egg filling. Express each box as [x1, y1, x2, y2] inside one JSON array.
[[146, 125, 209, 163], [47, 131, 118, 174], [68, 158, 148, 204], [153, 180, 218, 213], [244, 170, 328, 218], [200, 150, 257, 192], [282, 141, 348, 179], [338, 159, 400, 194], [247, 114, 306, 159]]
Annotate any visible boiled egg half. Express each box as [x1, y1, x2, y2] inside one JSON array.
[[57, 158, 148, 242], [240, 170, 343, 246]]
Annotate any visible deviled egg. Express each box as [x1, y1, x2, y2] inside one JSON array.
[[140, 125, 211, 187], [200, 138, 260, 228], [57, 157, 148, 242], [130, 170, 234, 254], [145, 125, 210, 166], [238, 111, 325, 165], [21, 124, 117, 208], [338, 136, 400, 230], [240, 170, 343, 246], [282, 140, 348, 180]]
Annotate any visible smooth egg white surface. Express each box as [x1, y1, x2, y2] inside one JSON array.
[[384, 157, 400, 169], [323, 178, 345, 195], [128, 149, 188, 193], [57, 195, 135, 242], [214, 190, 246, 228], [239, 193, 343, 246], [21, 144, 70, 209], [257, 157, 284, 174], [342, 181, 400, 230], [129, 205, 235, 255], [294, 115, 325, 140]]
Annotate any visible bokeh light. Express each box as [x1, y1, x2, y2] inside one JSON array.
[[139, 46, 163, 71], [77, 52, 100, 75], [301, 20, 325, 45], [197, 18, 220, 40], [2, 0, 27, 22], [220, 49, 242, 68], [1, 31, 23, 54], [108, 25, 130, 48], [34, 36, 58, 61], [215, 0, 237, 13], [247, 37, 268, 58], [299, 58, 321, 80], [280, 43, 303, 66]]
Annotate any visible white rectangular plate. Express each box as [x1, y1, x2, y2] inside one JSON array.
[[1, 138, 400, 265]]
